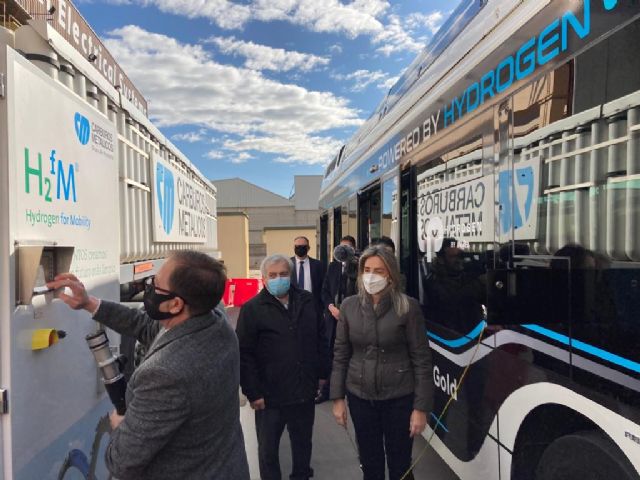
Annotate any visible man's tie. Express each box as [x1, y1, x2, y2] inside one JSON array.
[[298, 261, 305, 290]]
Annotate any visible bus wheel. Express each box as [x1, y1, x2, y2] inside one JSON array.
[[535, 430, 638, 480]]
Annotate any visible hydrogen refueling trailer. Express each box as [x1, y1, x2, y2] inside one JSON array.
[[0, 1, 219, 478]]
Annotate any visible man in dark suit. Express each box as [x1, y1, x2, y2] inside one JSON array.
[[48, 251, 250, 480], [290, 235, 325, 311], [318, 235, 358, 402]]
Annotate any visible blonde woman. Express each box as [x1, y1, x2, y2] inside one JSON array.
[[331, 246, 432, 480]]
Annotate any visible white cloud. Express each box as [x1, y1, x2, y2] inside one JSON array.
[[373, 14, 422, 56], [329, 44, 343, 55], [251, 0, 389, 38], [172, 129, 207, 143], [105, 26, 362, 165], [207, 36, 329, 72], [205, 150, 252, 163], [224, 133, 343, 165], [205, 151, 225, 160], [333, 69, 395, 92], [231, 152, 254, 164], [130, 0, 388, 37], [139, 0, 252, 29], [117, 2, 444, 61]]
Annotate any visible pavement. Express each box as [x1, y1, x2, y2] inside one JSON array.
[[240, 399, 459, 479]]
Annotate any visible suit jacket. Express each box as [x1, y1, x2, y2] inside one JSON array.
[[95, 301, 250, 480], [321, 260, 358, 310], [290, 255, 325, 309]]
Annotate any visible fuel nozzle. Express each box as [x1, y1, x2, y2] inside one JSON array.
[[86, 330, 127, 415]]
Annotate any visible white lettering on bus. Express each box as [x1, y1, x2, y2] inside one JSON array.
[[433, 365, 458, 401]]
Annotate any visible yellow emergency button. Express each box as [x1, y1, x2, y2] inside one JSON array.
[[31, 329, 65, 350]]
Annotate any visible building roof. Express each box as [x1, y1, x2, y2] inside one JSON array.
[[213, 176, 322, 210], [293, 176, 322, 210], [212, 178, 291, 208]]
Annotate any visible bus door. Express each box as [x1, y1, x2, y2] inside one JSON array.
[[358, 183, 381, 250], [487, 99, 574, 319], [333, 207, 342, 248], [487, 97, 575, 470], [399, 168, 418, 299], [319, 214, 329, 267]]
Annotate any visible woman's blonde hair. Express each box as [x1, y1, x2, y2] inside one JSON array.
[[357, 245, 409, 316]]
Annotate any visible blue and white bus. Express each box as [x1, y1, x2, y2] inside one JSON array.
[[318, 1, 640, 478]]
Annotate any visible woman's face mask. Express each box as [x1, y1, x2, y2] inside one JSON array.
[[143, 277, 182, 320], [362, 273, 388, 295]]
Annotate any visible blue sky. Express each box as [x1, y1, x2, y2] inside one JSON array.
[[77, 0, 450, 197]]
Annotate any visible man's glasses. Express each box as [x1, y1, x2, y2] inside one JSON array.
[[144, 276, 177, 297]]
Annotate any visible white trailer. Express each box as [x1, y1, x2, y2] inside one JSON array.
[[0, 2, 218, 478]]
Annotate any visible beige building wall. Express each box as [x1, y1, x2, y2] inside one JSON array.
[[219, 206, 320, 270], [263, 227, 317, 260], [218, 213, 250, 278]]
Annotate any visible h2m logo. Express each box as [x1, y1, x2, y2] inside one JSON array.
[[24, 148, 77, 203]]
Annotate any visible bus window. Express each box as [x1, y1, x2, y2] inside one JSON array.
[[319, 214, 328, 267], [328, 209, 334, 256], [574, 20, 640, 113], [416, 109, 492, 335], [358, 185, 381, 249], [341, 203, 348, 242], [381, 175, 399, 248], [399, 169, 418, 298], [348, 197, 357, 243], [333, 207, 342, 248], [512, 62, 572, 139], [489, 19, 640, 404]]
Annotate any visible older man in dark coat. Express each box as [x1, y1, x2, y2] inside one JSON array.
[[48, 251, 250, 480], [237, 253, 329, 480]]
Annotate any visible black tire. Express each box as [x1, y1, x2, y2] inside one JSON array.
[[535, 430, 639, 480]]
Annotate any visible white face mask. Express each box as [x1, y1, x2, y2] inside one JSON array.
[[362, 273, 388, 295]]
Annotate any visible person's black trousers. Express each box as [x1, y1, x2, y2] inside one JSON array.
[[255, 401, 315, 480], [347, 392, 415, 480]]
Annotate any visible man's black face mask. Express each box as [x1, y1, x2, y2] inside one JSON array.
[[295, 245, 310, 257], [143, 277, 182, 321]]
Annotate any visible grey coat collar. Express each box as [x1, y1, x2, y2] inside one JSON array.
[[145, 308, 221, 360]]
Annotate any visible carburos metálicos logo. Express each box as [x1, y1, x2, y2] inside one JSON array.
[[156, 163, 175, 234], [74, 112, 91, 145]]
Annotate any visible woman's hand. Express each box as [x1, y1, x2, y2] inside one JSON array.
[[409, 409, 427, 438], [333, 399, 348, 427]]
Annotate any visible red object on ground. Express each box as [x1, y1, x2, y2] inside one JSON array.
[[223, 278, 261, 307], [232, 279, 261, 307]]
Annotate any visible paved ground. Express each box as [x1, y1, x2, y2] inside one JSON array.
[[229, 307, 459, 480], [241, 400, 458, 479]]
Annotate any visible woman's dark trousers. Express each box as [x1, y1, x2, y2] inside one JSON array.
[[347, 392, 414, 480]]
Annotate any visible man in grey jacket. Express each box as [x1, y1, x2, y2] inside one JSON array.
[[48, 251, 250, 480]]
